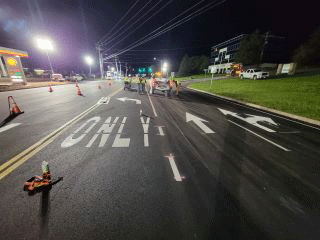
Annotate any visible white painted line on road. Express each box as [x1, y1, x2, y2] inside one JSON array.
[[228, 120, 291, 152], [144, 134, 149, 147], [218, 108, 278, 132], [147, 92, 158, 117], [156, 126, 165, 136], [166, 154, 182, 182], [61, 116, 101, 148], [86, 134, 99, 148], [106, 96, 111, 104], [186, 112, 215, 134], [0, 123, 21, 133], [117, 123, 124, 133], [117, 97, 141, 104], [112, 117, 130, 147], [112, 134, 130, 147], [0, 87, 123, 180], [99, 134, 110, 147]]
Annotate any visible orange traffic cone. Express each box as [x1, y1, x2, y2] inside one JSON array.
[[49, 85, 53, 92], [77, 86, 82, 96], [8, 96, 24, 116]]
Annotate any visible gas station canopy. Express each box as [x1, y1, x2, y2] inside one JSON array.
[[0, 46, 28, 58]]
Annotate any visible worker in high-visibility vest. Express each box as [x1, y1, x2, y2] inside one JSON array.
[[150, 77, 157, 94]]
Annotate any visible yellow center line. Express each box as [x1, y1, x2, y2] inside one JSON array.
[[0, 87, 122, 180]]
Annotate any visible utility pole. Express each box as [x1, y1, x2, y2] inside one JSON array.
[[96, 44, 104, 79], [119, 59, 121, 78], [115, 57, 118, 77], [125, 63, 128, 77], [260, 31, 270, 63]]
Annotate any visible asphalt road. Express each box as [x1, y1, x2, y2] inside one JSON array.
[[0, 80, 320, 240]]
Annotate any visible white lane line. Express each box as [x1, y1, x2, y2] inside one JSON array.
[[106, 96, 111, 104], [122, 117, 127, 124], [0, 123, 21, 133], [166, 154, 182, 182], [144, 134, 149, 147], [156, 126, 165, 136], [228, 120, 291, 152], [147, 92, 158, 117]]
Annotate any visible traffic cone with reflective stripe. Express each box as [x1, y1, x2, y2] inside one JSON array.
[[77, 86, 82, 96], [49, 85, 53, 92], [8, 96, 24, 116]]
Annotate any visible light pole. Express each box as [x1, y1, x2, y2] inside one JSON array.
[[37, 38, 54, 75], [162, 62, 168, 78], [85, 56, 93, 76]]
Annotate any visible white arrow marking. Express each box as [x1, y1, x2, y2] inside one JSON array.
[[0, 123, 21, 133], [186, 112, 215, 134], [97, 97, 110, 104], [117, 97, 141, 104], [218, 108, 278, 133], [166, 154, 182, 182]]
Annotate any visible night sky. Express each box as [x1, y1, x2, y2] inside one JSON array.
[[0, 0, 318, 73]]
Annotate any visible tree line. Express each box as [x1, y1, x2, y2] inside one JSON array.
[[178, 54, 209, 75], [235, 29, 320, 68]]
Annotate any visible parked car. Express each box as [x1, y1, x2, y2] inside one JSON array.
[[51, 74, 65, 82], [71, 74, 84, 81], [239, 69, 269, 79]]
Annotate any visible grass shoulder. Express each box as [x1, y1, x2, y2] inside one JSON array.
[[189, 73, 320, 121]]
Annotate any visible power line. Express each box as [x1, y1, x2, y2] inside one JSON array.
[[103, 0, 174, 51], [103, 0, 207, 53], [105, 0, 226, 60], [100, 0, 153, 45], [97, 0, 141, 44]]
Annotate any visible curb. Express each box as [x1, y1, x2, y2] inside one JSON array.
[[0, 82, 66, 92], [187, 87, 320, 128]]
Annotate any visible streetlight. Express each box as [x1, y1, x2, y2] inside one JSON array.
[[36, 38, 54, 75], [162, 62, 169, 78], [84, 56, 93, 76]]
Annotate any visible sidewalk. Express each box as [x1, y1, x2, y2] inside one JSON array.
[[0, 81, 66, 92]]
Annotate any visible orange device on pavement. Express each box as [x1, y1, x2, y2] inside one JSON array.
[[23, 161, 63, 195]]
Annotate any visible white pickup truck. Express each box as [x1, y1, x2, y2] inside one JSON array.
[[239, 69, 269, 79]]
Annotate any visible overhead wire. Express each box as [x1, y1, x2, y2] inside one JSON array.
[[97, 0, 141, 44], [105, 0, 226, 60], [103, 0, 174, 52], [100, 0, 154, 45], [102, 0, 207, 53]]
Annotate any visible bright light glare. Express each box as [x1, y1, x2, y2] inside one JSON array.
[[85, 56, 93, 65], [111, 67, 115, 71], [37, 39, 53, 51], [163, 62, 168, 68]]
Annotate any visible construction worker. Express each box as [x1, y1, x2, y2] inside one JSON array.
[[150, 76, 157, 94], [141, 77, 146, 93], [138, 76, 143, 93], [176, 79, 181, 95]]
